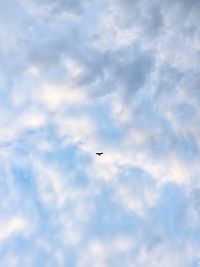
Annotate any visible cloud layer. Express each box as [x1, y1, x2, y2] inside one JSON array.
[[0, 0, 200, 266]]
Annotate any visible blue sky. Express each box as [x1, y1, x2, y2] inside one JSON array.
[[0, 0, 200, 266]]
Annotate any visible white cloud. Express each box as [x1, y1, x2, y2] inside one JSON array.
[[91, 6, 139, 51], [54, 113, 96, 146], [78, 236, 135, 267], [64, 57, 86, 77], [33, 160, 67, 207], [35, 84, 88, 111], [0, 216, 29, 242], [20, 109, 46, 129], [111, 94, 132, 124]]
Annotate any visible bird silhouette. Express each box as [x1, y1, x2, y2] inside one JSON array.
[[96, 152, 103, 156]]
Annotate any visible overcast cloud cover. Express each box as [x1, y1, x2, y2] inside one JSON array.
[[0, 0, 200, 266]]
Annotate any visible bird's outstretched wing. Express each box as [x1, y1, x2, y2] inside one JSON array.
[[96, 152, 103, 156]]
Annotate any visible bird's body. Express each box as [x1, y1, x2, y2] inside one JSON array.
[[96, 152, 103, 156]]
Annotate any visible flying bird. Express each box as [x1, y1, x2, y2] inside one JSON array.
[[96, 152, 103, 156]]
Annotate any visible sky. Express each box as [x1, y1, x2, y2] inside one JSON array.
[[0, 0, 200, 266]]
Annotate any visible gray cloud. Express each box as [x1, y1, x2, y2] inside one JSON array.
[[32, 0, 92, 15], [116, 0, 164, 38], [0, 1, 200, 266], [113, 48, 155, 96]]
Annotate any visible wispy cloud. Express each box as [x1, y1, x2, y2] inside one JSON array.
[[0, 0, 200, 266]]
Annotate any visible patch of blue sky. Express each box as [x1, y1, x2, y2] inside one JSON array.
[[148, 185, 200, 258], [88, 186, 140, 236]]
